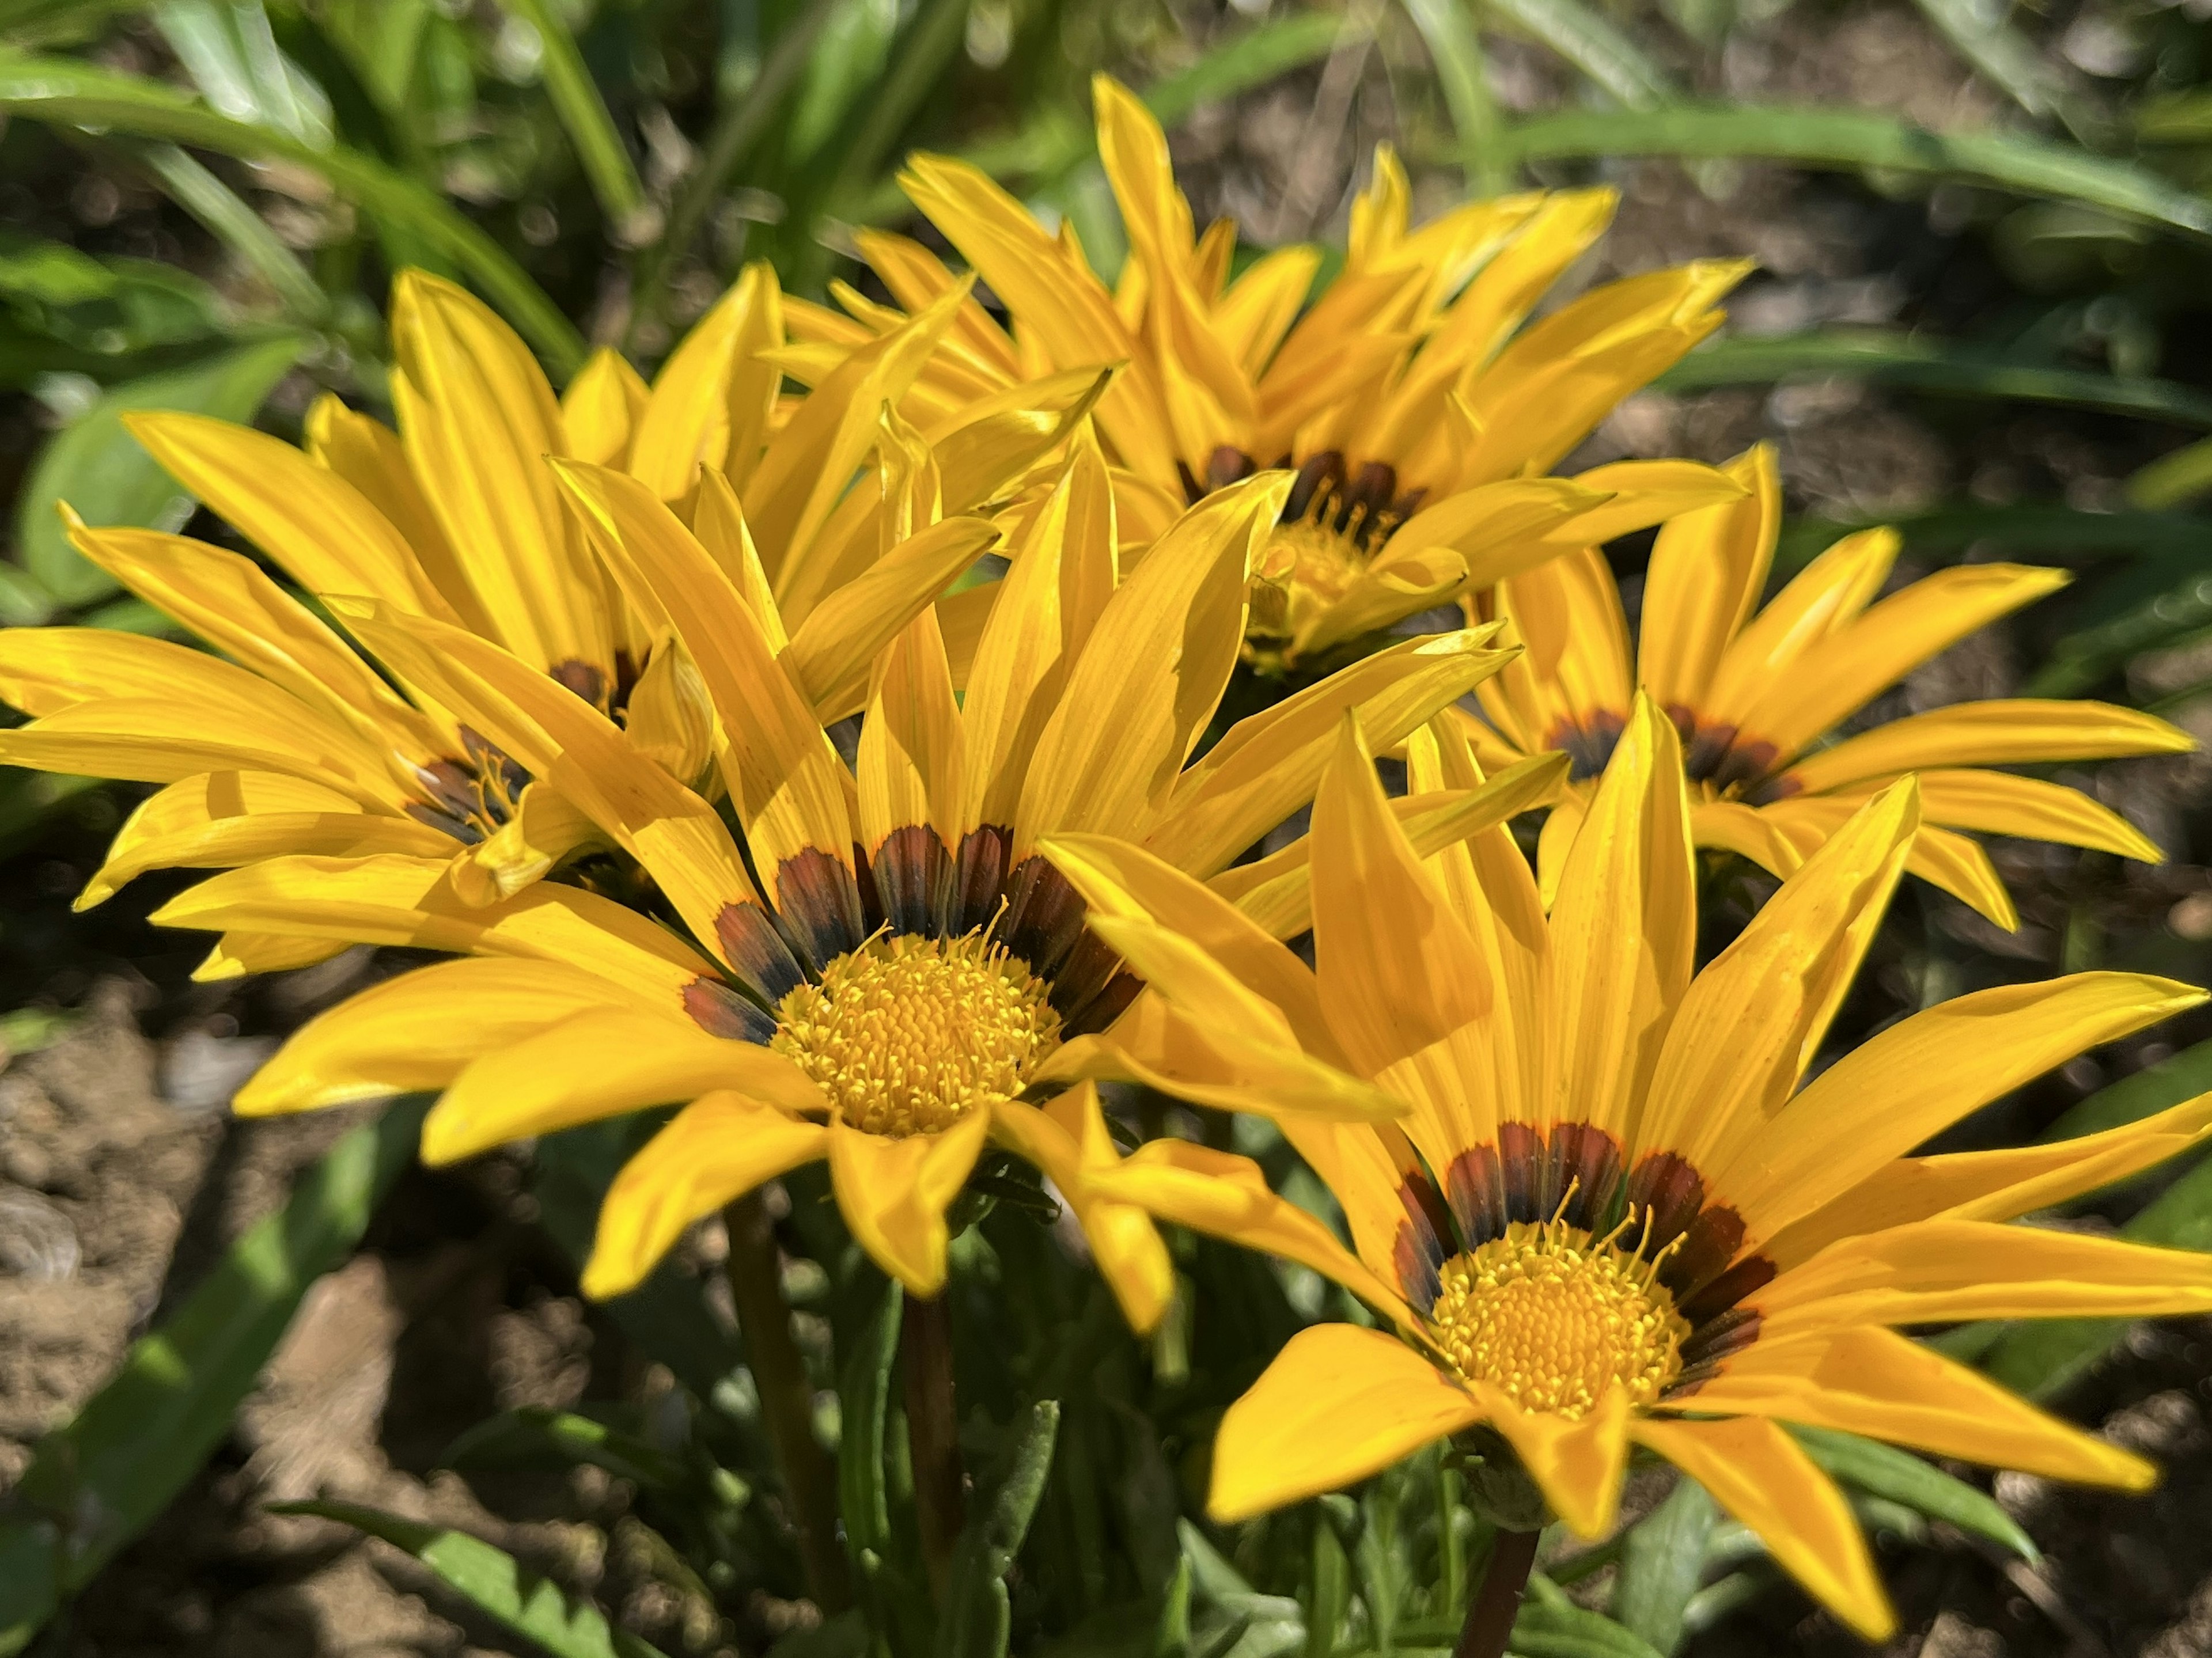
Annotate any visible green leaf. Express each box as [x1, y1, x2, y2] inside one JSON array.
[[132, 142, 329, 320], [1510, 1574, 1666, 1658], [1660, 329, 2212, 426], [154, 0, 330, 145], [837, 1274, 903, 1571], [2023, 552, 2212, 696], [1774, 502, 2209, 578], [2040, 1037, 2212, 1144], [16, 334, 301, 605], [1154, 1557, 1194, 1658], [1401, 0, 1508, 195], [492, 0, 647, 232], [789, 0, 897, 164], [1610, 1477, 1715, 1655], [1905, 0, 2092, 136], [267, 1499, 670, 1658], [1484, 0, 1675, 109], [1789, 1424, 2037, 1560], [1496, 105, 2212, 244], [442, 1407, 687, 1489], [2127, 436, 2212, 509], [0, 1098, 427, 1651], [937, 1399, 1062, 1658], [1980, 1152, 2212, 1398], [0, 48, 585, 374]]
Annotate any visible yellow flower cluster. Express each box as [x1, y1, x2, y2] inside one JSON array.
[[4, 75, 2209, 1646]]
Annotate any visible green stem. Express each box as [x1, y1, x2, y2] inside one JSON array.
[[1455, 1528, 1540, 1658], [496, 0, 649, 234], [902, 1289, 967, 1601], [723, 1193, 851, 1613]]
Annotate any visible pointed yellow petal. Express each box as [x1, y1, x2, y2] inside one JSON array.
[[1469, 1385, 1630, 1539], [450, 783, 605, 906], [1722, 973, 2205, 1246], [784, 515, 1001, 723], [0, 626, 285, 718], [560, 347, 649, 468], [1783, 697, 2193, 795], [827, 1110, 991, 1296], [1637, 444, 1777, 714], [582, 1092, 830, 1298], [1702, 527, 1898, 729], [236, 956, 643, 1114], [1632, 1415, 1892, 1642], [1207, 1325, 1482, 1523], [630, 263, 783, 500], [1894, 768, 2163, 863], [192, 931, 351, 981], [1551, 458, 1749, 548], [0, 695, 397, 805]]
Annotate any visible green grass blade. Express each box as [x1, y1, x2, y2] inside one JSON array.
[[937, 1399, 1060, 1658], [1400, 0, 1510, 195], [1775, 503, 2211, 577], [2024, 551, 2212, 696], [837, 1276, 903, 1569], [493, 0, 649, 234], [1611, 1477, 1715, 1654], [0, 48, 585, 372], [1513, 1575, 1665, 1658], [2040, 1038, 2212, 1143], [16, 334, 302, 606], [1484, 0, 1675, 108], [0, 1099, 428, 1652], [267, 1500, 671, 1658], [1906, 0, 2091, 136], [1661, 329, 2212, 426], [2126, 435, 2212, 508], [1497, 104, 2212, 242], [133, 141, 329, 320]]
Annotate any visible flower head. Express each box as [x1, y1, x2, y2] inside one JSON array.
[[1465, 444, 2194, 924], [1042, 695, 2212, 1639], [202, 439, 1532, 1322], [794, 77, 1749, 671]]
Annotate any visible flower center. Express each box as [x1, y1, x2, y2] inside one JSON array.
[[770, 933, 1060, 1138], [1248, 517, 1372, 654], [1427, 1217, 1690, 1418]]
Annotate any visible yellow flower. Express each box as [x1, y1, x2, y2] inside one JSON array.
[[1464, 444, 2194, 925], [1039, 696, 2212, 1640], [792, 76, 1750, 672], [188, 451, 1535, 1321], [0, 267, 1101, 972]]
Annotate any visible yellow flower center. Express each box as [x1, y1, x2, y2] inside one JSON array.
[[770, 933, 1060, 1138], [1427, 1218, 1690, 1418], [1247, 518, 1369, 662]]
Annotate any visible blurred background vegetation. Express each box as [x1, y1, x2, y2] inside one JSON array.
[[11, 0, 2212, 1654]]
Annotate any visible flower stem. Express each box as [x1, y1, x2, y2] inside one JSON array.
[[1455, 1526, 1541, 1658], [722, 1192, 851, 1613], [902, 1289, 967, 1599]]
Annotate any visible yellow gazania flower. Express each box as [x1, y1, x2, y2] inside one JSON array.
[[789, 76, 1751, 673], [1465, 444, 2194, 926], [176, 456, 1539, 1321], [0, 265, 1101, 974], [1037, 697, 2212, 1640]]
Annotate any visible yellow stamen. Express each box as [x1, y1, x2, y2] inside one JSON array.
[[771, 932, 1060, 1139], [1427, 1216, 1690, 1418]]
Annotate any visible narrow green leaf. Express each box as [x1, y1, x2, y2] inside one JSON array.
[[1154, 1557, 1194, 1658], [1484, 0, 1675, 108], [267, 1499, 669, 1658], [1400, 0, 1509, 195], [1789, 1424, 2037, 1559], [2024, 553, 2212, 696], [1661, 329, 2212, 426], [2040, 1038, 2212, 1144], [1981, 1152, 2212, 1398], [2127, 435, 2212, 509], [0, 1099, 427, 1649], [133, 141, 329, 320], [16, 334, 300, 605], [1610, 1477, 1715, 1655], [0, 48, 585, 373], [790, 0, 898, 164], [1775, 502, 2209, 578], [442, 1407, 687, 1489], [1906, 0, 2092, 136], [1496, 104, 2212, 243], [493, 0, 648, 232], [838, 1274, 903, 1569], [154, 0, 329, 146], [1511, 1574, 1666, 1658], [937, 1399, 1062, 1658]]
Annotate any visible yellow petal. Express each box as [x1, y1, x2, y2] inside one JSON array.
[[1207, 1325, 1482, 1523], [1637, 444, 1777, 715], [1550, 458, 1749, 548], [1637, 779, 1918, 1174], [1468, 1384, 1630, 1539], [0, 626, 292, 718], [193, 932, 351, 981], [1310, 714, 1490, 1076], [123, 408, 457, 621], [1720, 972, 2204, 1245], [1631, 1415, 1893, 1642], [784, 515, 1001, 723], [236, 956, 644, 1114], [1698, 1326, 2157, 1491], [0, 695, 397, 805], [1386, 479, 1612, 592], [582, 1091, 830, 1298], [1542, 696, 1693, 1137], [150, 853, 714, 1006], [560, 347, 650, 468], [83, 770, 451, 909], [450, 783, 605, 906], [630, 263, 783, 501], [1702, 526, 1898, 730], [423, 1006, 821, 1164], [1889, 768, 2162, 863], [1781, 697, 2194, 794], [827, 1110, 991, 1296]]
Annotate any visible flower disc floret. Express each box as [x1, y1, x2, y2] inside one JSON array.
[[1427, 1217, 1691, 1418], [771, 933, 1060, 1138]]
